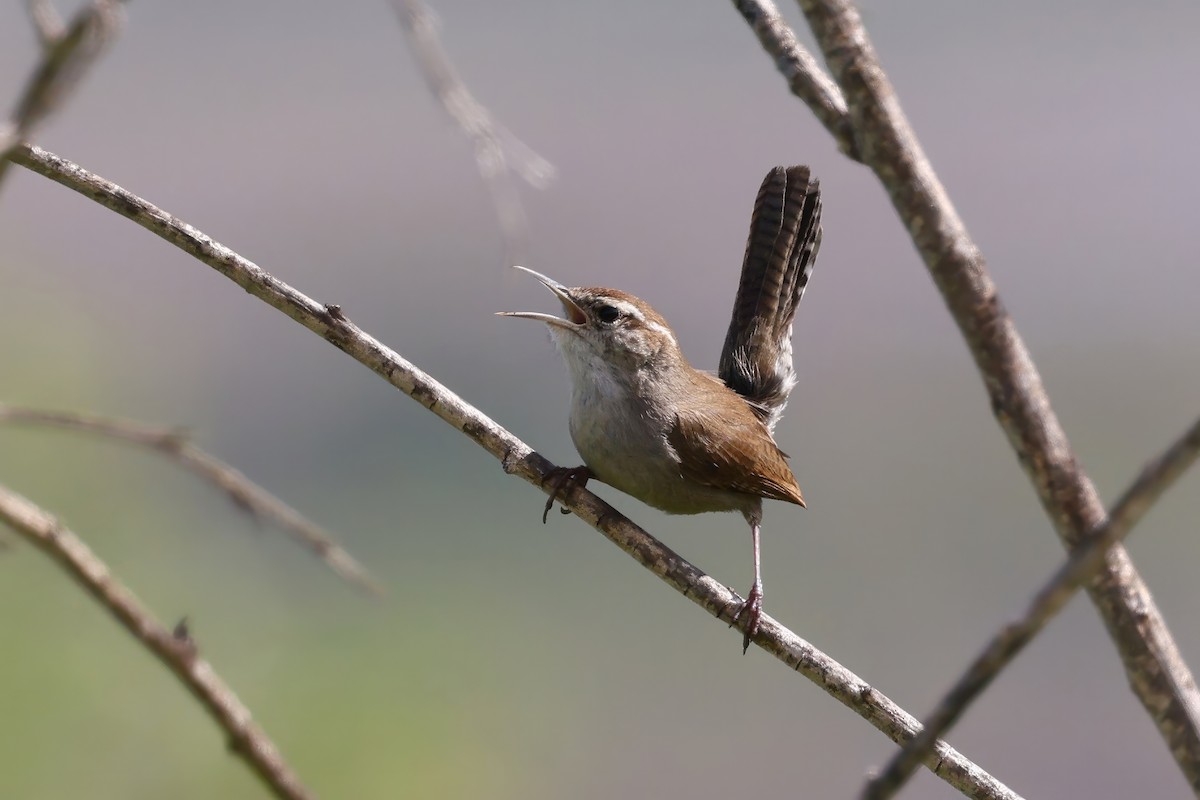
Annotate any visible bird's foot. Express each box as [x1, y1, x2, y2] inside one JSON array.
[[730, 582, 763, 654], [540, 465, 592, 523]]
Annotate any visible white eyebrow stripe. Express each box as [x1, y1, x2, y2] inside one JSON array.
[[603, 299, 678, 345], [611, 300, 643, 319], [642, 319, 677, 345]]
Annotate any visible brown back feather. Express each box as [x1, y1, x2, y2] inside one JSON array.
[[667, 374, 805, 507]]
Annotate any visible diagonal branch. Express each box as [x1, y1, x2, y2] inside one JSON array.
[[389, 0, 555, 266], [0, 404, 384, 596], [867, 414, 1200, 799], [0, 484, 316, 800], [758, 0, 1200, 790], [730, 0, 857, 159], [1, 0, 123, 190], [9, 143, 1020, 800]]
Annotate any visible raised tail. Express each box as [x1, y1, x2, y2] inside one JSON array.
[[718, 165, 823, 432]]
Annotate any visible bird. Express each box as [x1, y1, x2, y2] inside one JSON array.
[[499, 165, 822, 651]]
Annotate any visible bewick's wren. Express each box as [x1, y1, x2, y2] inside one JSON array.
[[500, 165, 822, 651]]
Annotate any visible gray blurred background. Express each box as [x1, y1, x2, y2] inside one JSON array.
[[2, 1, 1198, 797]]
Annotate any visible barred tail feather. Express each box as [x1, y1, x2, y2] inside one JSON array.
[[718, 165, 823, 431]]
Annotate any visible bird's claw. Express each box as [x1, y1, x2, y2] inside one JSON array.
[[540, 465, 592, 523], [729, 582, 764, 654]]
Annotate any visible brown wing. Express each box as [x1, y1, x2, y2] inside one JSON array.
[[718, 165, 822, 431], [667, 383, 806, 507]]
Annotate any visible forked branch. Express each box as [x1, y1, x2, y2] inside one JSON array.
[[730, 0, 856, 159], [389, 0, 555, 265], [868, 414, 1200, 799], [1, 0, 123, 190], [726, 0, 1200, 790]]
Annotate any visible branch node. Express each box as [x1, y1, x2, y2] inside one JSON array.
[[172, 616, 199, 659]]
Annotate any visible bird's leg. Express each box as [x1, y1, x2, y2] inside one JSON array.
[[540, 465, 592, 523], [731, 517, 764, 653]]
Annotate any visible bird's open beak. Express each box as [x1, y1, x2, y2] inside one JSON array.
[[496, 266, 587, 329]]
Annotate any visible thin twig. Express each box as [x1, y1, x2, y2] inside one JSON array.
[[772, 0, 1200, 790], [867, 415, 1200, 800], [0, 405, 384, 597], [0, 0, 123, 189], [9, 143, 1019, 800], [27, 0, 66, 48], [0, 484, 316, 800], [729, 0, 857, 159], [389, 0, 555, 266]]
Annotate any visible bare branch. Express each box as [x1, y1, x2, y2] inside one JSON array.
[[9, 143, 1020, 800], [0, 405, 384, 597], [390, 0, 555, 265], [27, 0, 66, 48], [867, 414, 1200, 800], [770, 0, 1200, 788], [729, 0, 857, 159], [0, 484, 316, 800], [0, 0, 123, 189]]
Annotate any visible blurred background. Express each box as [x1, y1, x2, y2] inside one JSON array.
[[2, 1, 1198, 797]]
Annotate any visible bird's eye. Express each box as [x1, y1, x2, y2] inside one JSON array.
[[596, 304, 620, 324]]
